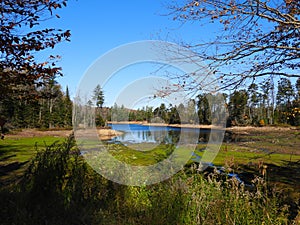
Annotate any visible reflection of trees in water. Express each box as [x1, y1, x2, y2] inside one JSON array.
[[167, 130, 180, 144], [116, 129, 177, 144], [152, 130, 169, 143], [115, 128, 228, 145]]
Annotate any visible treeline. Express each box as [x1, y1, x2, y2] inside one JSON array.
[[0, 79, 72, 129], [226, 77, 300, 126], [2, 77, 300, 129], [100, 77, 300, 126], [108, 96, 225, 126]]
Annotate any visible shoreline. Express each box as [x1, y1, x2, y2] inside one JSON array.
[[108, 121, 299, 132], [6, 124, 299, 141], [108, 121, 224, 130]]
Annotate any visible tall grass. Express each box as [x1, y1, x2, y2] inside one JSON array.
[[0, 135, 298, 225]]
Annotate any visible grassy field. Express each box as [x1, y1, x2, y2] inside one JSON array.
[[0, 128, 299, 224], [1, 127, 299, 187], [0, 135, 65, 185]]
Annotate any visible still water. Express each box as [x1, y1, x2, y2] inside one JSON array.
[[106, 123, 248, 185], [107, 123, 221, 145]]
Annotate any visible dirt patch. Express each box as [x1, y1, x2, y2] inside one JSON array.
[[227, 125, 300, 134], [7, 128, 123, 141], [7, 129, 72, 138], [226, 126, 300, 155]]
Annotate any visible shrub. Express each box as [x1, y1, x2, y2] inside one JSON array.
[[0, 136, 294, 224]]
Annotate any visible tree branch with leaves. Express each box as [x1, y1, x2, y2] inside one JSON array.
[[167, 0, 300, 90], [0, 0, 71, 99]]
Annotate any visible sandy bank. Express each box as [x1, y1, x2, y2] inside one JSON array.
[[108, 121, 225, 129], [97, 128, 123, 140], [108, 121, 299, 133]]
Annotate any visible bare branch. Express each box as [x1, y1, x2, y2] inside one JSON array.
[[165, 0, 300, 91]]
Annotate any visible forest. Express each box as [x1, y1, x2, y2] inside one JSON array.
[[96, 77, 300, 127], [0, 80, 72, 130], [1, 76, 300, 131]]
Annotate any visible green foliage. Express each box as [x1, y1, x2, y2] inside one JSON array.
[[0, 81, 73, 129], [107, 79, 300, 127], [275, 78, 300, 125], [95, 114, 105, 127], [93, 84, 105, 108], [111, 103, 129, 121], [197, 94, 212, 125], [168, 105, 181, 124], [0, 136, 297, 224], [0, 0, 72, 131], [227, 90, 249, 126], [2, 136, 113, 225], [0, 0, 70, 100], [63, 86, 73, 127]]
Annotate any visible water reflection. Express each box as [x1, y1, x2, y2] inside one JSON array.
[[108, 123, 219, 145], [106, 124, 250, 186]]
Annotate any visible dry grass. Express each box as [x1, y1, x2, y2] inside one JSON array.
[[5, 128, 123, 140]]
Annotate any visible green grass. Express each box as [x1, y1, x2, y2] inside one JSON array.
[[0, 136, 64, 184], [0, 136, 64, 162], [94, 142, 300, 168], [212, 145, 300, 166], [108, 143, 175, 165], [1, 134, 299, 185], [0, 135, 299, 224]]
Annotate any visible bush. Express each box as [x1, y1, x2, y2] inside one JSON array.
[[1, 135, 114, 225], [0, 136, 294, 224]]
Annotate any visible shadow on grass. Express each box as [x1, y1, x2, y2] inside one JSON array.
[[266, 161, 300, 186], [0, 136, 297, 225], [239, 160, 300, 187], [0, 144, 32, 185], [0, 144, 22, 159]]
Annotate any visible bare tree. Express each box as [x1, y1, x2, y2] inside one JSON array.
[[166, 0, 300, 90]]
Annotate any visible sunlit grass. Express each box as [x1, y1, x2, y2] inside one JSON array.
[[0, 136, 64, 163], [0, 136, 65, 184], [0, 136, 299, 224]]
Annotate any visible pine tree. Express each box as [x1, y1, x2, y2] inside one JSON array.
[[93, 85, 105, 108], [228, 90, 249, 126], [63, 86, 73, 128], [276, 78, 295, 124]]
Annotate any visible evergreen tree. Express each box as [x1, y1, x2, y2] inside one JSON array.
[[153, 103, 168, 123], [92, 85, 105, 126], [168, 106, 180, 124], [296, 78, 300, 97], [276, 78, 295, 124], [247, 83, 259, 124], [228, 90, 249, 126], [291, 78, 300, 126], [196, 94, 211, 125], [63, 86, 73, 128], [260, 79, 275, 125], [93, 85, 105, 108]]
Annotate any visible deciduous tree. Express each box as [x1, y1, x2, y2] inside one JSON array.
[[0, 0, 70, 99], [167, 0, 300, 90]]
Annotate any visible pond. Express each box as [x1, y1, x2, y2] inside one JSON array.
[[105, 123, 253, 186], [107, 123, 218, 145]]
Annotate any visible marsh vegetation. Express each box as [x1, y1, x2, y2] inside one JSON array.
[[0, 127, 299, 224]]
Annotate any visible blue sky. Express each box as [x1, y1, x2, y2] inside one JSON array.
[[45, 2, 172, 97], [40, 0, 215, 107], [36, 1, 299, 108]]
